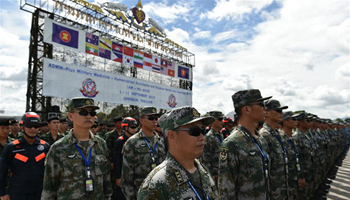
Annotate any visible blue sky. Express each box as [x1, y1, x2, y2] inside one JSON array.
[[1, 0, 349, 119]]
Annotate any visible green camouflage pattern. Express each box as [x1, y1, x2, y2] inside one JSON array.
[[41, 130, 112, 200], [279, 130, 300, 200], [39, 131, 65, 146], [137, 153, 218, 200], [140, 106, 158, 116], [8, 132, 22, 139], [218, 126, 270, 200], [264, 99, 288, 110], [259, 124, 288, 200], [231, 89, 271, 109], [158, 106, 214, 136], [121, 130, 166, 200], [202, 128, 223, 182], [67, 97, 99, 111], [292, 129, 314, 199], [208, 111, 224, 118]]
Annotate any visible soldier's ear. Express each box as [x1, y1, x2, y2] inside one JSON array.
[[167, 130, 176, 143]]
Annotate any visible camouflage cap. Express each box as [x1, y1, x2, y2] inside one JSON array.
[[232, 89, 272, 110], [282, 111, 301, 121], [68, 97, 99, 111], [265, 99, 288, 110], [140, 106, 158, 116], [294, 110, 312, 121], [158, 106, 215, 137], [208, 111, 224, 118]]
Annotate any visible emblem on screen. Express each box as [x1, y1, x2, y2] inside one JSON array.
[[167, 94, 177, 108], [79, 78, 99, 97]]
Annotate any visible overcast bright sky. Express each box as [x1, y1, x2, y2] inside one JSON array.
[[0, 0, 349, 119]]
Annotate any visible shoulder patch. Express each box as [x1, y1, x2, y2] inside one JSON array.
[[220, 148, 228, 161], [13, 140, 20, 145], [40, 140, 46, 145]]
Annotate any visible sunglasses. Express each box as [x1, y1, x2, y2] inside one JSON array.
[[25, 124, 40, 129], [75, 110, 97, 117], [129, 126, 137, 129], [145, 116, 158, 121], [175, 126, 205, 137]]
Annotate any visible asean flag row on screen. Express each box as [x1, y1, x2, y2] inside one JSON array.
[[43, 18, 191, 81]]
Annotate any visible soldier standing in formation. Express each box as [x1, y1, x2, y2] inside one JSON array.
[[42, 97, 112, 199], [219, 89, 272, 200], [259, 99, 289, 200], [138, 106, 218, 199], [202, 110, 224, 185], [0, 119, 13, 156], [0, 112, 50, 200], [40, 116, 64, 146], [8, 119, 22, 139], [121, 107, 166, 200]]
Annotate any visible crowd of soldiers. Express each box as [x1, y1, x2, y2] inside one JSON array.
[[0, 89, 349, 200]]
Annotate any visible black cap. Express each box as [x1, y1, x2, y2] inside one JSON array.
[[48, 116, 60, 123], [0, 118, 12, 126], [113, 116, 123, 122], [59, 118, 68, 123], [265, 99, 288, 110]]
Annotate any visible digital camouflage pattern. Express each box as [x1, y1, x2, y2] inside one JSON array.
[[137, 153, 218, 200], [259, 124, 288, 200], [121, 130, 166, 200], [231, 89, 272, 109], [279, 130, 301, 200], [140, 106, 158, 116], [41, 130, 112, 200], [202, 128, 223, 182], [67, 97, 99, 111], [208, 111, 224, 118], [292, 128, 314, 199], [39, 131, 65, 146], [8, 132, 22, 139], [158, 106, 214, 136], [218, 126, 270, 200]]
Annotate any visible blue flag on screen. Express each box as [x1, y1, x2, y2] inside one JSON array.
[[178, 65, 189, 79], [86, 33, 99, 46], [99, 48, 111, 60], [52, 23, 79, 49]]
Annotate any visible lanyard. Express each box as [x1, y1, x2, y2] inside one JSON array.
[[75, 144, 93, 177], [274, 134, 289, 164], [287, 139, 301, 172], [143, 138, 158, 156], [187, 181, 209, 200]]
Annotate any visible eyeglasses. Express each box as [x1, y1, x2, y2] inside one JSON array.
[[250, 102, 264, 107], [75, 110, 97, 117], [129, 126, 137, 129], [175, 126, 205, 137], [217, 117, 224, 121], [145, 116, 158, 121], [25, 124, 40, 129]]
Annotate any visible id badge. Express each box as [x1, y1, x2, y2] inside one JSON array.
[[151, 162, 157, 169], [85, 178, 94, 192]]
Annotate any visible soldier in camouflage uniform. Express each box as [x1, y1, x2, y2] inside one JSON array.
[[137, 106, 218, 200], [0, 119, 14, 156], [40, 116, 65, 146], [219, 89, 272, 200], [280, 111, 305, 200], [42, 97, 112, 200], [292, 111, 314, 200], [202, 110, 224, 184], [105, 116, 123, 193], [121, 107, 166, 200], [259, 99, 289, 200], [8, 119, 22, 139]]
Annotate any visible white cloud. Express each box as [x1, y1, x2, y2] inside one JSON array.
[[201, 0, 273, 21], [193, 31, 211, 39]]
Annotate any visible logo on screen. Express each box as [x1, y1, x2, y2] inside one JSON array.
[[167, 94, 177, 108], [79, 78, 99, 97]]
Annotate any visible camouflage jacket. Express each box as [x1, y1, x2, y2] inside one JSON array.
[[137, 153, 218, 200], [292, 129, 314, 166], [41, 130, 112, 200], [39, 131, 65, 146], [279, 130, 301, 194], [121, 130, 166, 200], [104, 129, 123, 163], [218, 126, 270, 200], [202, 128, 223, 180], [260, 124, 288, 200], [8, 132, 22, 139]]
